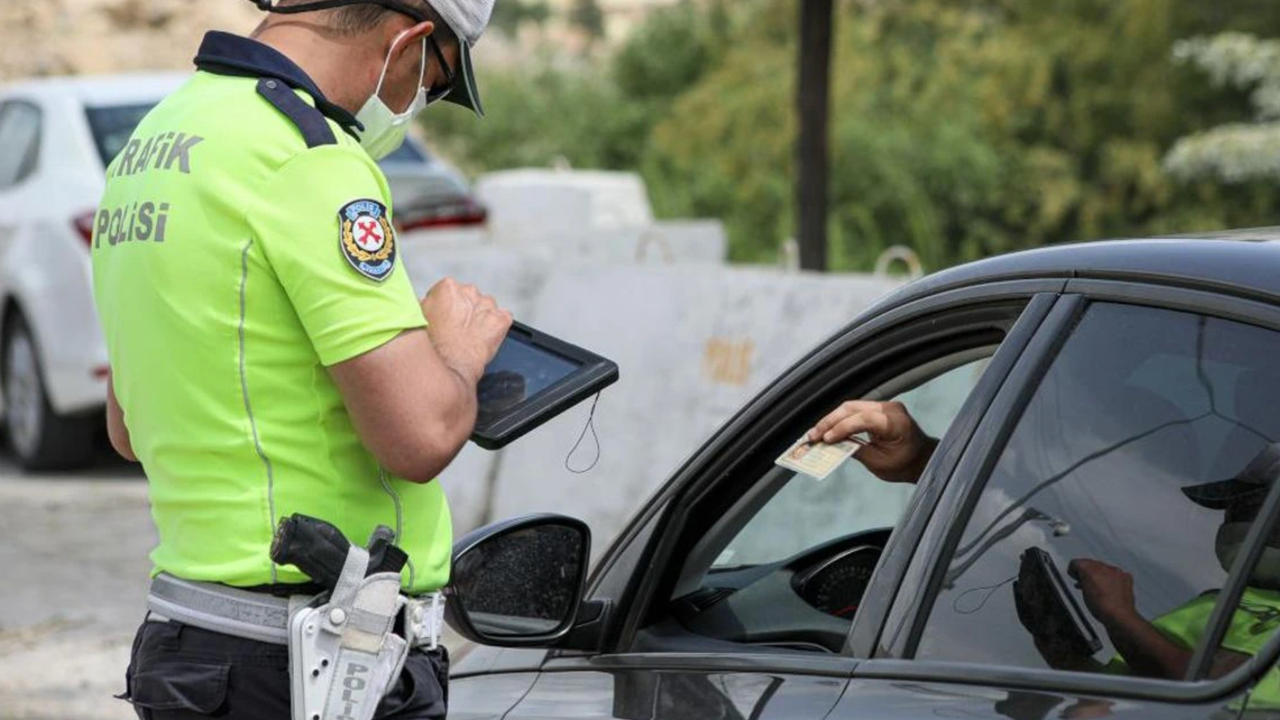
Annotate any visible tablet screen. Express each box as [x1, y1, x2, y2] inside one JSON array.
[[477, 335, 582, 427]]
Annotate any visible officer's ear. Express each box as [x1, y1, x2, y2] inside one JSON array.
[[388, 20, 435, 61]]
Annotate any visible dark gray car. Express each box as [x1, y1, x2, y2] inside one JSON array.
[[445, 235, 1280, 720], [380, 137, 486, 233]]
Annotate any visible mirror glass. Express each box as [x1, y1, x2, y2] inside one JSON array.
[[453, 523, 586, 637]]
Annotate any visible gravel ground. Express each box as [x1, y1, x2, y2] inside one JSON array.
[[0, 453, 147, 720], [0, 453, 463, 720]]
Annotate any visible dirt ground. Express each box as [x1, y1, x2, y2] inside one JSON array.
[[0, 453, 462, 720], [0, 454, 148, 720]]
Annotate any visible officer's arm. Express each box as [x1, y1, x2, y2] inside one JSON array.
[[248, 148, 507, 485], [328, 327, 479, 484], [105, 372, 137, 462]]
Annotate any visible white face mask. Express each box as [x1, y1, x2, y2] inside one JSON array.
[[356, 30, 428, 160]]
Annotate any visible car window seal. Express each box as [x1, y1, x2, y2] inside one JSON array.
[[851, 294, 1060, 658], [897, 295, 1087, 658], [1066, 278, 1280, 332]]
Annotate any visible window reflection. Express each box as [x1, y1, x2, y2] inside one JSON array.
[[919, 304, 1280, 683]]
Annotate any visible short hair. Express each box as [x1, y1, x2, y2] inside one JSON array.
[[278, 0, 454, 40]]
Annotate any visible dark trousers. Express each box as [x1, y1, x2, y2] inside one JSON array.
[[121, 618, 448, 720]]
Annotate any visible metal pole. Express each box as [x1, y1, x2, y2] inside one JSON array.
[[796, 0, 833, 272]]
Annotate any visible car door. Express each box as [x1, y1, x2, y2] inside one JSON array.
[[833, 284, 1280, 719], [461, 284, 1067, 720]]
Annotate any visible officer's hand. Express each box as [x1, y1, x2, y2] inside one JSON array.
[[806, 400, 935, 484], [420, 278, 512, 384], [1069, 558, 1137, 624]]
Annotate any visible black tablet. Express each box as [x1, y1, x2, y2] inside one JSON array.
[[1017, 547, 1103, 656], [470, 321, 619, 450]]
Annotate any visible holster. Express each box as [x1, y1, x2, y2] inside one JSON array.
[[288, 545, 409, 720]]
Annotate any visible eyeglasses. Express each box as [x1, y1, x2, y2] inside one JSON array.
[[424, 35, 455, 105]]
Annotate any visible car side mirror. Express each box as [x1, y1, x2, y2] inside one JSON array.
[[446, 514, 591, 647]]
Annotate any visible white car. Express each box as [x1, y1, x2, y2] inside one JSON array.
[[0, 73, 484, 470]]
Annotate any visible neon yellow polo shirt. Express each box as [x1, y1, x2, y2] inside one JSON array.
[[91, 33, 450, 594], [1108, 587, 1280, 706]]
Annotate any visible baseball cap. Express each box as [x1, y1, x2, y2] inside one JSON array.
[[1183, 442, 1280, 510], [250, 0, 492, 116], [427, 0, 492, 117]]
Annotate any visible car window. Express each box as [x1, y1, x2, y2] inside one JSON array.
[[665, 344, 998, 653], [916, 302, 1280, 682], [0, 102, 42, 188], [85, 104, 156, 168], [714, 356, 992, 569]]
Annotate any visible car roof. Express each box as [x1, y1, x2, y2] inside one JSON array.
[[2, 72, 189, 107], [881, 232, 1280, 311]]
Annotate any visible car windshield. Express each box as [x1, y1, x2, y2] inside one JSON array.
[[85, 103, 156, 167]]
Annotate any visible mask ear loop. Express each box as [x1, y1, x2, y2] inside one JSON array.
[[371, 28, 426, 105]]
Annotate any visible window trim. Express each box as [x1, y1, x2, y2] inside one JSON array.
[[590, 279, 1067, 661], [542, 649, 859, 679], [883, 294, 1088, 660], [877, 283, 1280, 703], [0, 100, 43, 189], [847, 293, 1060, 657]]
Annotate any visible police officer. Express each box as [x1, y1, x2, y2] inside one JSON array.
[[93, 1, 505, 718]]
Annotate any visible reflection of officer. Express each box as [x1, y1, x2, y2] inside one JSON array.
[[1023, 445, 1280, 689], [92, 1, 506, 717], [811, 401, 1280, 694], [476, 370, 527, 426]]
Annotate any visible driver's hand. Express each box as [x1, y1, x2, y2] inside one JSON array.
[[807, 401, 935, 484]]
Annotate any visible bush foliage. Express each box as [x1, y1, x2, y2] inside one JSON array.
[[422, 0, 1280, 271]]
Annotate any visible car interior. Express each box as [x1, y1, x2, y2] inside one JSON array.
[[662, 345, 1001, 654]]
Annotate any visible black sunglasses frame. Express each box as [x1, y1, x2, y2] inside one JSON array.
[[424, 34, 456, 104]]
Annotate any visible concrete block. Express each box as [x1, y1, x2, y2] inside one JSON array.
[[486, 264, 902, 546]]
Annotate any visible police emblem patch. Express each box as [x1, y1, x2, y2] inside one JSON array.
[[339, 199, 397, 282]]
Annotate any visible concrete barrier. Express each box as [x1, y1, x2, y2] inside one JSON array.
[[485, 265, 901, 546], [395, 243, 903, 546]]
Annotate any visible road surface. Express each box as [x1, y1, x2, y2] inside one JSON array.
[[0, 449, 464, 720]]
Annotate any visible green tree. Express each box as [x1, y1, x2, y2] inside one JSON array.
[[421, 68, 651, 173], [421, 0, 1280, 271], [489, 0, 551, 37], [570, 0, 606, 40]]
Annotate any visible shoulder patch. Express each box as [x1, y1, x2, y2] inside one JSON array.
[[339, 199, 397, 282]]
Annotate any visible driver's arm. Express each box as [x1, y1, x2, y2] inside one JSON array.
[[807, 400, 937, 484]]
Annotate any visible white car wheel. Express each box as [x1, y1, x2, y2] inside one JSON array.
[[2, 314, 96, 471], [5, 328, 43, 459]]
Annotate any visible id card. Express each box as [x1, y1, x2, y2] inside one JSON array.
[[775, 435, 863, 481]]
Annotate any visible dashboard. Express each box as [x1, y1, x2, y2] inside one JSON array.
[[672, 527, 891, 653], [793, 545, 882, 620]]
